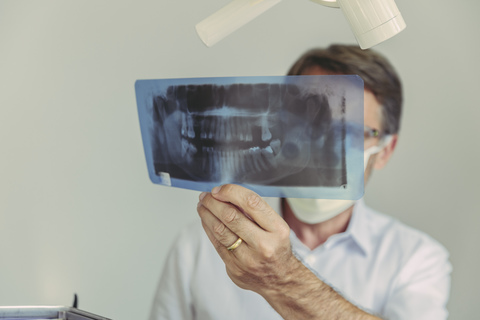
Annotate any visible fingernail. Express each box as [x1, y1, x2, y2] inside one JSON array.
[[211, 186, 222, 194], [199, 192, 207, 200]]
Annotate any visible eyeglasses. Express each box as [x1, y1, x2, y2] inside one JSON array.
[[364, 125, 380, 139], [345, 123, 383, 142]]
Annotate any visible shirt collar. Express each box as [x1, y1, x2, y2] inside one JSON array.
[[265, 197, 373, 257]]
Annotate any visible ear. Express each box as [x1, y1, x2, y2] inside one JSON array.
[[373, 134, 398, 170]]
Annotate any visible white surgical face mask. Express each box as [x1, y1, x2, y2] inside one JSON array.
[[287, 137, 392, 224]]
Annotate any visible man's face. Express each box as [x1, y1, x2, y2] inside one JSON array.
[[301, 66, 394, 183]]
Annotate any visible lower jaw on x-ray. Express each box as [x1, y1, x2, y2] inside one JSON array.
[[135, 76, 364, 200]]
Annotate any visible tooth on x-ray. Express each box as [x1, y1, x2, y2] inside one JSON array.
[[135, 76, 365, 199], [155, 82, 341, 184]]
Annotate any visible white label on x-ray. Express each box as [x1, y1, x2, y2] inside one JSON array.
[[158, 172, 172, 186]]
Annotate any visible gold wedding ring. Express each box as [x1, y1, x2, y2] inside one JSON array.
[[226, 237, 243, 251]]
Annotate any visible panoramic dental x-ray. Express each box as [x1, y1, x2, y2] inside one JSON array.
[[135, 75, 364, 199]]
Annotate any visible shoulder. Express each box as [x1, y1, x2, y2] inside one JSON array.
[[360, 204, 451, 284], [364, 205, 449, 258]]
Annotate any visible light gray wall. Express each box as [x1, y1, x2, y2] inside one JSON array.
[[0, 0, 478, 319]]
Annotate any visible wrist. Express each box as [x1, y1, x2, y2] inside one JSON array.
[[258, 254, 312, 302]]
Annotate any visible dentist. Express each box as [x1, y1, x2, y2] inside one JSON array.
[[150, 45, 451, 320]]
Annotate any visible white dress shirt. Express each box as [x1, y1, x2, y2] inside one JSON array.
[[149, 199, 452, 320]]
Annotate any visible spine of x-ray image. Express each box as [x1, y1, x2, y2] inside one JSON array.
[[196, 0, 282, 47]]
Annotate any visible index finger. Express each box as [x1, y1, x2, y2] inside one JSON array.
[[210, 184, 285, 233]]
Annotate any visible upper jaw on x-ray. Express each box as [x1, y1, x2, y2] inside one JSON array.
[[135, 76, 364, 200]]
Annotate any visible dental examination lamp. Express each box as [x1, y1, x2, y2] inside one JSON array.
[[196, 0, 406, 49]]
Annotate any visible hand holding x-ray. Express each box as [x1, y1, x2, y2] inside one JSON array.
[[197, 184, 297, 294]]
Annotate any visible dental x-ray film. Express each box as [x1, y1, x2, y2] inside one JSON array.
[[135, 76, 364, 199]]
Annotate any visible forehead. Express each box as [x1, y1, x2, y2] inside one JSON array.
[[300, 66, 382, 130]]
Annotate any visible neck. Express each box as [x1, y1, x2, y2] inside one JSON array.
[[282, 199, 354, 250]]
